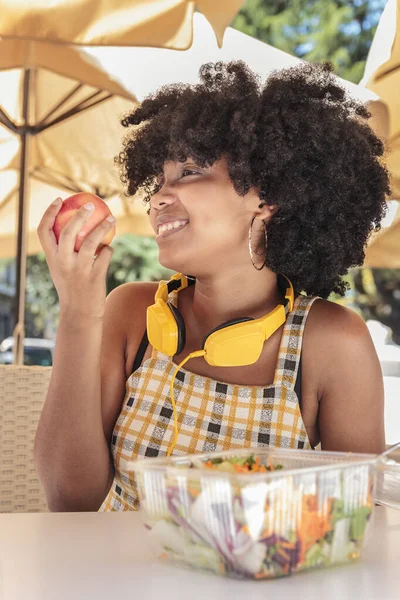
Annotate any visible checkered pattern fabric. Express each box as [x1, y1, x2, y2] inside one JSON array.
[[99, 293, 319, 511]]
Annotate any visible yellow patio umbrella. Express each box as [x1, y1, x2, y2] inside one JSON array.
[[0, 0, 245, 50], [0, 63, 153, 257], [361, 0, 400, 266], [0, 0, 246, 364], [0, 49, 146, 365], [363, 0, 400, 199]]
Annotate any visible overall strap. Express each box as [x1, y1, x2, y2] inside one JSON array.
[[273, 294, 320, 389]]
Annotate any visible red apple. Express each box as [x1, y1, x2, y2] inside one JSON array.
[[53, 192, 116, 254]]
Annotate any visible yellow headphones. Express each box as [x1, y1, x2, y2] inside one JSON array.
[[146, 272, 294, 455], [147, 272, 294, 367]]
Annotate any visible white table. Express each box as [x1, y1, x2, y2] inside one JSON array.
[[1, 507, 400, 600]]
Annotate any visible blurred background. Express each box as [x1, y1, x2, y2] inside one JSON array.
[[0, 0, 399, 389]]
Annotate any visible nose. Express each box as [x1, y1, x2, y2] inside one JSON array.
[[150, 184, 178, 211]]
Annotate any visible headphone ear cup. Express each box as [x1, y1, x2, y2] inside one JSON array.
[[168, 302, 186, 355]]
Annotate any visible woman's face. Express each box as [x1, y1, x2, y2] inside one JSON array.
[[149, 157, 264, 276]]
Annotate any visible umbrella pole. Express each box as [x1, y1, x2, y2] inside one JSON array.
[[12, 68, 32, 366]]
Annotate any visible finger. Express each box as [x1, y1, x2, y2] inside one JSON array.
[[37, 197, 64, 255], [76, 216, 116, 264], [91, 243, 114, 277], [58, 202, 95, 254]]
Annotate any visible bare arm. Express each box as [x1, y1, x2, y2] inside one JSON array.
[[315, 302, 386, 454], [34, 312, 114, 511], [35, 280, 152, 511], [33, 198, 127, 511]]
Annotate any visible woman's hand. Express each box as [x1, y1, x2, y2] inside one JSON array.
[[37, 197, 116, 319]]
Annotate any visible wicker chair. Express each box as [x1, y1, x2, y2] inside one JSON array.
[[0, 365, 51, 512]]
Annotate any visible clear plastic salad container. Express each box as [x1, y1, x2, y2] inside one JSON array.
[[130, 447, 383, 580]]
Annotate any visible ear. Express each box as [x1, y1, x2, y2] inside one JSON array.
[[244, 188, 279, 223], [254, 202, 279, 224]]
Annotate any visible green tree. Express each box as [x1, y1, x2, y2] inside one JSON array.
[[105, 234, 172, 293], [233, 0, 387, 83], [25, 252, 59, 337]]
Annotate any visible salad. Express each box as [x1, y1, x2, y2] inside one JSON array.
[[139, 453, 374, 579], [201, 455, 284, 473]]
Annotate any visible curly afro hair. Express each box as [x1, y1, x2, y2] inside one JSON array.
[[116, 61, 391, 298]]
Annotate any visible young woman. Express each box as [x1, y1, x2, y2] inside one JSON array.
[[34, 61, 390, 511]]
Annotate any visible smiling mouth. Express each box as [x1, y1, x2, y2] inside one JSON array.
[[156, 221, 189, 238]]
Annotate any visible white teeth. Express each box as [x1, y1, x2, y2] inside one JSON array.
[[158, 220, 188, 234]]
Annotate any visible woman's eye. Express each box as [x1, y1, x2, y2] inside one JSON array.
[[181, 169, 199, 178]]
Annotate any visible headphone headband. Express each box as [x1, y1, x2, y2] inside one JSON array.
[[277, 273, 294, 313], [155, 272, 293, 315], [160, 273, 293, 309]]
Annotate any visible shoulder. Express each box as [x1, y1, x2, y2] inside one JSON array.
[[103, 281, 160, 381], [305, 300, 385, 453], [106, 281, 158, 313], [306, 297, 371, 346], [304, 297, 380, 394], [104, 281, 159, 340]]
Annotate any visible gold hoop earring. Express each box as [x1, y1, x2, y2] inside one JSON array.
[[248, 215, 267, 271]]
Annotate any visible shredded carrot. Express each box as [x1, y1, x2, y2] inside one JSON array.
[[280, 541, 296, 550], [250, 461, 267, 473], [233, 464, 248, 473], [200, 456, 279, 473], [255, 570, 271, 580], [296, 494, 333, 563]]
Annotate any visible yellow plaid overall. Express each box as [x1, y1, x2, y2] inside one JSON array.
[[100, 293, 318, 511]]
